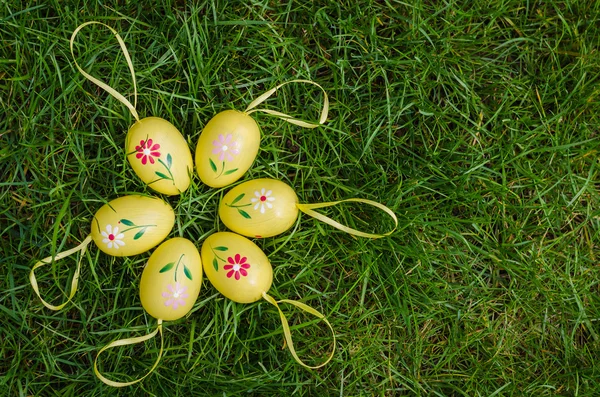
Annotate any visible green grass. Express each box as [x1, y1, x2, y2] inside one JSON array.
[[2, 0, 600, 395]]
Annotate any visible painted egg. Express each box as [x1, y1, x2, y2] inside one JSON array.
[[126, 117, 193, 195], [219, 179, 298, 238], [90, 195, 175, 257], [195, 110, 260, 188], [139, 238, 203, 321], [201, 232, 272, 304]]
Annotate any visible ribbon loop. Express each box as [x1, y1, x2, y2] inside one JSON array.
[[29, 235, 93, 311], [296, 198, 398, 238], [262, 292, 335, 369], [245, 79, 328, 128], [94, 320, 164, 387], [70, 21, 139, 122]]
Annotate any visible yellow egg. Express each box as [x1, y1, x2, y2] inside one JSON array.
[[139, 238, 203, 321], [201, 232, 272, 304], [219, 179, 299, 238], [195, 110, 260, 188], [125, 117, 193, 195], [90, 195, 175, 257]]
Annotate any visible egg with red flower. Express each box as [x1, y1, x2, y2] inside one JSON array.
[[126, 117, 194, 195]]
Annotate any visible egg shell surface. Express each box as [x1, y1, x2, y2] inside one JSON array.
[[195, 110, 260, 188], [219, 179, 299, 238], [201, 232, 272, 304], [139, 238, 203, 321], [126, 117, 193, 195], [91, 195, 175, 257]]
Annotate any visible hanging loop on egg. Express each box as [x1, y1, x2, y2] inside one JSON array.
[[70, 21, 140, 122], [262, 292, 336, 369], [29, 235, 93, 311], [245, 80, 329, 129], [296, 198, 398, 238], [94, 319, 164, 387]]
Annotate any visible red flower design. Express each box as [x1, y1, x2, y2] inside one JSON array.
[[224, 254, 251, 280], [135, 139, 161, 165]]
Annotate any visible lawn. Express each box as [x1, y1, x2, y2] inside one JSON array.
[[2, 1, 600, 396]]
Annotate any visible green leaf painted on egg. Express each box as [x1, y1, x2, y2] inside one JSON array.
[[183, 265, 193, 281], [120, 219, 135, 226], [214, 246, 228, 251], [213, 258, 219, 272], [159, 262, 175, 273], [230, 194, 245, 205], [224, 168, 239, 175], [167, 153, 172, 168], [239, 209, 251, 219], [134, 227, 147, 240], [209, 158, 217, 172], [155, 171, 170, 179]]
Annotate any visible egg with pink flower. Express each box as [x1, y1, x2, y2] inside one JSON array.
[[139, 237, 203, 321], [194, 110, 260, 188]]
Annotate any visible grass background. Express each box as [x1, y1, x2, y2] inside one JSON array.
[[2, 0, 600, 395]]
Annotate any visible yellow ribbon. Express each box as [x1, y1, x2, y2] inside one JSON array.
[[29, 235, 93, 311], [70, 21, 140, 122], [296, 198, 398, 238], [245, 80, 329, 128], [262, 292, 336, 369], [94, 319, 164, 387]]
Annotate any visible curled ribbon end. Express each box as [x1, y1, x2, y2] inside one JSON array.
[[296, 199, 398, 239], [70, 21, 139, 123], [94, 320, 164, 387], [263, 292, 336, 369], [29, 235, 93, 311], [244, 80, 328, 129]]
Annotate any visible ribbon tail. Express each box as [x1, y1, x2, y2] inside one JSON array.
[[262, 292, 336, 369], [296, 198, 398, 238], [94, 319, 164, 387], [70, 21, 139, 121], [29, 235, 93, 311], [244, 79, 328, 127]]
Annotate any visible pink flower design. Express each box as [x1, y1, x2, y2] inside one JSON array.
[[135, 139, 161, 165], [212, 134, 239, 161], [224, 254, 251, 280], [162, 282, 189, 309]]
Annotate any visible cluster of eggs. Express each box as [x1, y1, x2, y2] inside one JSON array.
[[30, 21, 395, 387]]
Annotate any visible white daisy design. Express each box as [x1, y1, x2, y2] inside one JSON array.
[[250, 188, 275, 214], [101, 224, 125, 249]]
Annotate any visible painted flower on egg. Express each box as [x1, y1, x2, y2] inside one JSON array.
[[250, 188, 275, 214], [135, 139, 161, 165], [101, 225, 125, 249], [224, 254, 250, 280], [212, 134, 239, 162], [162, 282, 189, 309]]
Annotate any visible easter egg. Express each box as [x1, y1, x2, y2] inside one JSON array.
[[201, 232, 272, 304], [219, 179, 298, 238], [139, 238, 203, 321], [195, 110, 260, 188], [126, 117, 193, 195], [90, 195, 175, 257]]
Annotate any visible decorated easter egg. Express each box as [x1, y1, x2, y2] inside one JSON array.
[[219, 179, 298, 238], [139, 238, 203, 321], [90, 195, 175, 257], [195, 110, 260, 188], [126, 117, 193, 195], [201, 232, 272, 304]]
